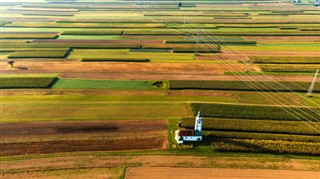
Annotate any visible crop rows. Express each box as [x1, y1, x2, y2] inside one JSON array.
[[250, 56, 320, 64], [259, 64, 320, 72], [190, 103, 320, 121], [169, 80, 318, 92], [204, 131, 320, 142], [181, 117, 320, 135], [211, 139, 320, 155], [0, 75, 57, 89]]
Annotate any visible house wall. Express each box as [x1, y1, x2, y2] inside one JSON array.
[[182, 136, 202, 141]]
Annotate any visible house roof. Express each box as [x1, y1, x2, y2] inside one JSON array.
[[178, 130, 194, 136]]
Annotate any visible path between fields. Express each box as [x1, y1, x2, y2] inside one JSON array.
[[126, 167, 320, 179]]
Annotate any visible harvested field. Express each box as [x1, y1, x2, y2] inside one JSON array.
[[32, 39, 164, 45], [0, 61, 259, 76], [244, 36, 320, 42], [126, 167, 320, 179], [0, 120, 168, 155]]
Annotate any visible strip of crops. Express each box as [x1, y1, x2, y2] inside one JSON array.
[[143, 44, 220, 50], [181, 117, 320, 135], [211, 139, 320, 155], [250, 56, 320, 64], [204, 131, 320, 142], [8, 51, 69, 58], [2, 43, 142, 49], [173, 48, 220, 53], [0, 48, 70, 52], [0, 34, 58, 39], [81, 58, 150, 62], [0, 75, 57, 89], [169, 80, 318, 92], [166, 40, 256, 45], [190, 103, 320, 121], [62, 30, 123, 35], [259, 64, 320, 72]]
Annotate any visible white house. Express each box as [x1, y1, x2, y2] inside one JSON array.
[[175, 111, 203, 144]]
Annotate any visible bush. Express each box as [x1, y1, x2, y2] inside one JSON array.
[[211, 139, 320, 155], [250, 56, 320, 64], [169, 80, 318, 92], [190, 103, 320, 121], [181, 117, 320, 135]]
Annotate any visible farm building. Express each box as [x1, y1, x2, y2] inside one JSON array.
[[175, 111, 202, 144]]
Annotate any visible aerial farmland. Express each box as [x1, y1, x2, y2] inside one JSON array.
[[0, 0, 319, 178]]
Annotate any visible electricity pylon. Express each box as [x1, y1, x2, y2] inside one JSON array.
[[306, 68, 319, 97]]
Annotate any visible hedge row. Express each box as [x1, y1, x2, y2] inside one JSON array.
[[190, 103, 320, 121], [211, 139, 320, 155], [169, 80, 319, 92], [204, 131, 320, 142], [181, 117, 320, 135], [0, 76, 57, 89], [249, 56, 320, 64], [81, 58, 150, 62]]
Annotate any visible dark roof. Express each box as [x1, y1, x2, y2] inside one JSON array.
[[178, 130, 194, 136]]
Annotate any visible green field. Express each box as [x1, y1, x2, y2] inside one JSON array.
[[52, 79, 166, 90], [0, 74, 58, 89]]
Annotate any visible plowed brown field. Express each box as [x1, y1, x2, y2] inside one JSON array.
[[0, 120, 168, 156]]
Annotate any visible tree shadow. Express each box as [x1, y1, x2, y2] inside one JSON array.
[[14, 67, 28, 70]]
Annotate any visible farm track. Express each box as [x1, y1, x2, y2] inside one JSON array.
[[0, 120, 168, 156]]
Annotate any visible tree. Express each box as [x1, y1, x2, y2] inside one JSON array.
[[8, 60, 15, 67]]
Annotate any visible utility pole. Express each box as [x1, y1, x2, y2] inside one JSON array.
[[306, 68, 319, 97]]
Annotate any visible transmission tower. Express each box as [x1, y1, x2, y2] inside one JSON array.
[[306, 68, 319, 97], [194, 30, 200, 56]]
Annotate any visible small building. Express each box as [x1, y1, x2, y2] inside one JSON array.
[[175, 111, 203, 144]]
